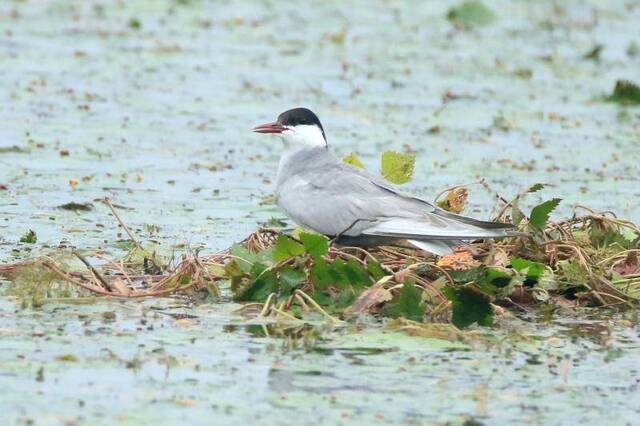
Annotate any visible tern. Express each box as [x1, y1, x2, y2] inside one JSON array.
[[253, 107, 522, 255]]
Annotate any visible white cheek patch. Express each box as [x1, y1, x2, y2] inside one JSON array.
[[284, 125, 326, 147]]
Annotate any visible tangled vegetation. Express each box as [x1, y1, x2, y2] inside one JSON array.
[[1, 152, 639, 329], [1, 174, 639, 329]]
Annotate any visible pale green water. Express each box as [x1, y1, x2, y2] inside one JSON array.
[[1, 1, 639, 424]]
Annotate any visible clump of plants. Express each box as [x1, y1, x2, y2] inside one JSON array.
[[1, 154, 639, 329]]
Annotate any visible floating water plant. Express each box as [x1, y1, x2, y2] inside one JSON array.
[[2, 180, 638, 328]]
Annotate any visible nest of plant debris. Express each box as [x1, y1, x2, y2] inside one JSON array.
[[1, 192, 639, 327]]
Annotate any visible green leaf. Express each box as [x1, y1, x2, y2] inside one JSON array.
[[334, 288, 359, 309], [332, 258, 372, 288], [300, 232, 328, 259], [236, 262, 279, 302], [526, 183, 548, 194], [366, 259, 387, 281], [442, 286, 493, 328], [310, 291, 332, 306], [557, 259, 589, 289], [230, 244, 274, 272], [446, 1, 496, 27], [343, 152, 365, 169], [380, 151, 415, 184], [511, 257, 544, 286], [383, 281, 425, 322], [607, 80, 640, 105], [310, 257, 373, 294], [272, 235, 305, 261], [449, 266, 513, 298], [529, 198, 561, 230], [19, 230, 37, 244], [310, 258, 333, 290], [279, 267, 306, 296]]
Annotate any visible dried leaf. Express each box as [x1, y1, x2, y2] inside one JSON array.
[[437, 250, 480, 271], [343, 280, 393, 317], [436, 187, 468, 214], [613, 252, 640, 276]]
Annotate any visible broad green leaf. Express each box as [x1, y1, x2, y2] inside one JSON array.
[[279, 267, 306, 296], [383, 281, 425, 322], [366, 259, 387, 281], [310, 258, 333, 290], [310, 291, 332, 306], [272, 234, 305, 261], [237, 263, 279, 302], [442, 285, 493, 328], [332, 258, 372, 288], [511, 258, 545, 286], [380, 151, 415, 184], [231, 244, 274, 271], [449, 266, 512, 298], [300, 232, 329, 259], [529, 198, 561, 230], [484, 268, 512, 288], [446, 1, 496, 27], [343, 152, 365, 169], [310, 257, 372, 292]]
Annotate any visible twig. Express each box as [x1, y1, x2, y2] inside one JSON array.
[[42, 260, 111, 296], [72, 250, 114, 292], [103, 197, 142, 250]]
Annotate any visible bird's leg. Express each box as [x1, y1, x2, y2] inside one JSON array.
[[330, 218, 375, 245]]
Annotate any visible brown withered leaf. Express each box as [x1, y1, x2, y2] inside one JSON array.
[[437, 187, 468, 214], [437, 250, 480, 271], [343, 280, 392, 317], [613, 252, 640, 276], [485, 248, 510, 268]]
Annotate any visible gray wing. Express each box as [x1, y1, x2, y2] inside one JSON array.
[[276, 154, 515, 241]]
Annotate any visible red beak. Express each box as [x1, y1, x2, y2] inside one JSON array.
[[252, 122, 286, 134]]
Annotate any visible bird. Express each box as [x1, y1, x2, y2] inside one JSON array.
[[252, 107, 523, 256]]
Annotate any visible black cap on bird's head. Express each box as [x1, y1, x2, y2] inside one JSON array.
[[253, 107, 327, 146]]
